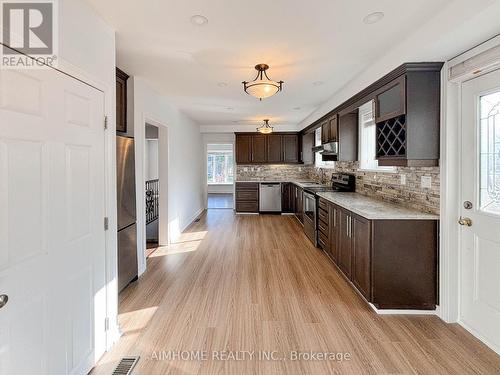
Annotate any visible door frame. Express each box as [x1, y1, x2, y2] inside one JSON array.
[[137, 115, 169, 276], [440, 36, 500, 329]]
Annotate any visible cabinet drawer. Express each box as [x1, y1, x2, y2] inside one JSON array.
[[235, 182, 259, 191], [318, 207, 328, 223], [318, 198, 328, 211], [235, 201, 259, 213], [236, 190, 258, 201], [318, 219, 329, 235]]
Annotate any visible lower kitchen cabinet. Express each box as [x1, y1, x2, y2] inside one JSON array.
[[235, 182, 259, 213], [295, 185, 304, 223], [281, 183, 294, 213], [320, 199, 438, 310], [337, 208, 353, 279]]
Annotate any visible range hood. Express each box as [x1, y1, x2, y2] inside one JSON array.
[[320, 141, 338, 155]]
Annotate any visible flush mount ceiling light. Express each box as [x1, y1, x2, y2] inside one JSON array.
[[363, 12, 384, 24], [242, 64, 283, 100], [190, 15, 208, 26], [256, 119, 274, 134]]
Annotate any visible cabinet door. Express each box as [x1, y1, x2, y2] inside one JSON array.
[[295, 187, 304, 223], [329, 115, 338, 142], [352, 215, 371, 299], [267, 134, 283, 163], [338, 112, 358, 162], [321, 121, 329, 144], [252, 135, 267, 163], [116, 68, 129, 133], [329, 204, 340, 263], [338, 209, 352, 278], [375, 75, 406, 123], [282, 134, 299, 163], [235, 135, 252, 164], [281, 183, 292, 213]]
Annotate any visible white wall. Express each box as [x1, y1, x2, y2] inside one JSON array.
[[145, 139, 159, 180], [131, 77, 204, 275], [57, 0, 119, 354], [299, 0, 500, 129]]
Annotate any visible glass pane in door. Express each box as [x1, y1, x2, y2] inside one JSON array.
[[479, 90, 500, 215]]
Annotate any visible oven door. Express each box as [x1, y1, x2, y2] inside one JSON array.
[[303, 192, 317, 245]]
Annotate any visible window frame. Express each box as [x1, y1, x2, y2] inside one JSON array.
[[207, 150, 234, 185]]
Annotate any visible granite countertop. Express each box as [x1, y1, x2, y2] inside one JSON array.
[[316, 192, 439, 220], [236, 180, 324, 188]]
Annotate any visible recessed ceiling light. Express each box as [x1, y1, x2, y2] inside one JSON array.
[[226, 107, 234, 111], [363, 12, 384, 24], [313, 81, 324, 86], [217, 82, 228, 87], [293, 107, 301, 110], [190, 15, 208, 26]]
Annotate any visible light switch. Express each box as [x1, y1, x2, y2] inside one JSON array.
[[400, 174, 406, 185], [421, 176, 432, 189]]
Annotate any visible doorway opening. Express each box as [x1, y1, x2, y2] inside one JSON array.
[[145, 124, 160, 257], [207, 144, 234, 209]]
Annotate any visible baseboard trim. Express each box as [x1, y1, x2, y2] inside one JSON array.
[[181, 207, 205, 232], [459, 320, 500, 355], [369, 303, 438, 315]]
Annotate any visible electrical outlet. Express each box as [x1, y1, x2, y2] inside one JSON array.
[[243, 167, 248, 172], [421, 176, 432, 189], [400, 174, 406, 185]]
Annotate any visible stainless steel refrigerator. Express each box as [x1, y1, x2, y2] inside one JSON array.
[[116, 136, 138, 292]]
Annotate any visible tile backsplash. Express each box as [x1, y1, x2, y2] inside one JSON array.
[[236, 164, 311, 181], [236, 162, 440, 214]]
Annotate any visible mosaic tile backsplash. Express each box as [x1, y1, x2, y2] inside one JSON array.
[[236, 163, 440, 214]]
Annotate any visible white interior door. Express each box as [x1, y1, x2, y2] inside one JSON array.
[[0, 53, 106, 374], [460, 68, 500, 355]]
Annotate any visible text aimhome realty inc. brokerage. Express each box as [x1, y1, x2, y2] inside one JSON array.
[[149, 350, 352, 362]]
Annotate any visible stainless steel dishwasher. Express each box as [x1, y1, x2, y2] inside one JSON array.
[[259, 182, 282, 212]]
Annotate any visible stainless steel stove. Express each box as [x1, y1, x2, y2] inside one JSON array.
[[303, 173, 355, 246]]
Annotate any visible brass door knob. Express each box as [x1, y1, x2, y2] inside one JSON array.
[[458, 217, 472, 226]]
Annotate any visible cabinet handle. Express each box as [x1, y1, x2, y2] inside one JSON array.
[[346, 216, 349, 237], [333, 209, 336, 227]]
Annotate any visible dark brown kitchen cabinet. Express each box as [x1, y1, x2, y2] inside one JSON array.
[[338, 209, 353, 278], [235, 182, 259, 213], [252, 135, 267, 163], [267, 135, 283, 163], [375, 75, 406, 123], [116, 67, 129, 133], [283, 134, 299, 163], [319, 197, 438, 310], [328, 204, 340, 263], [338, 111, 358, 161], [321, 120, 329, 144], [235, 135, 252, 164], [235, 133, 302, 164], [321, 114, 339, 144], [351, 215, 371, 300], [281, 183, 294, 213]]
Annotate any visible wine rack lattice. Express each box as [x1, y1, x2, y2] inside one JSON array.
[[376, 115, 407, 157]]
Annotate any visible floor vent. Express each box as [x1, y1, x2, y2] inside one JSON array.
[[112, 356, 139, 375]]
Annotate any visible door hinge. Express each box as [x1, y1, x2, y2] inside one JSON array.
[[104, 217, 109, 231], [104, 317, 109, 332], [104, 116, 108, 130]]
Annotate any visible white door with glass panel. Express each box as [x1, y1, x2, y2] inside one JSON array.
[[0, 50, 106, 374], [460, 68, 500, 354]]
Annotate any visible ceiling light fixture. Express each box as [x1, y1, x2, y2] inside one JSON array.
[[256, 119, 274, 134], [363, 12, 384, 24], [242, 64, 283, 100], [190, 15, 208, 26]]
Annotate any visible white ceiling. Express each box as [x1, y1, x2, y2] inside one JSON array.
[[87, 0, 452, 127]]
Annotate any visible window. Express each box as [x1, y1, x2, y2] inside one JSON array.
[[358, 100, 395, 172], [314, 127, 335, 168], [207, 144, 234, 184]]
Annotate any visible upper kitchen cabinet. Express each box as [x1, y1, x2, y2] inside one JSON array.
[[321, 114, 338, 144], [116, 67, 129, 133], [235, 133, 302, 164], [374, 63, 443, 167], [338, 111, 358, 161]]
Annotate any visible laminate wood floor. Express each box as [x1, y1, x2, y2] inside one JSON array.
[[92, 210, 500, 375], [207, 193, 234, 209]]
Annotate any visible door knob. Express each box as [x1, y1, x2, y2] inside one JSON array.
[[0, 294, 8, 309], [458, 217, 472, 226]]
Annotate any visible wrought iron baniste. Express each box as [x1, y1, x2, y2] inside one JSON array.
[[145, 179, 159, 224]]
